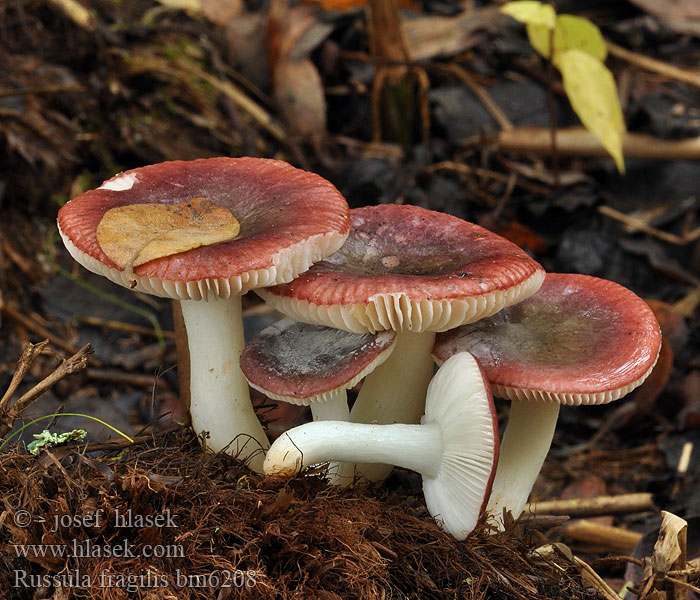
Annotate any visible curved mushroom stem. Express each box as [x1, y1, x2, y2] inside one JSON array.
[[181, 294, 269, 473], [264, 420, 442, 480], [485, 400, 560, 529], [346, 331, 436, 482], [310, 391, 350, 422]]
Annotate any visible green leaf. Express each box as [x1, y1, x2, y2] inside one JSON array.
[[559, 49, 626, 173], [527, 14, 606, 63], [500, 1, 556, 29]]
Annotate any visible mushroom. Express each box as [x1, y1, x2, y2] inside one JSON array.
[[431, 273, 662, 527], [264, 351, 500, 540], [241, 317, 397, 483], [57, 157, 350, 472], [258, 204, 544, 481], [240, 317, 396, 422]]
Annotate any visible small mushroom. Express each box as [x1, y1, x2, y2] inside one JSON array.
[[258, 204, 544, 481], [263, 351, 500, 540], [432, 273, 662, 527], [240, 317, 396, 422], [57, 157, 350, 472]]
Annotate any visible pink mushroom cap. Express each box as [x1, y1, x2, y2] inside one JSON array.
[[432, 273, 662, 405], [240, 318, 396, 405], [258, 204, 545, 333], [57, 157, 350, 300]]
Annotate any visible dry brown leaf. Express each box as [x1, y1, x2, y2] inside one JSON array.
[[492, 222, 548, 254], [273, 58, 327, 139], [97, 198, 240, 280]]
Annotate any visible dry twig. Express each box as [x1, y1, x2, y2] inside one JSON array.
[[0, 343, 94, 438], [606, 41, 700, 90], [528, 493, 656, 518], [497, 127, 700, 161]]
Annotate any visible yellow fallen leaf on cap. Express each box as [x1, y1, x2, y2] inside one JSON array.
[[97, 198, 240, 279]]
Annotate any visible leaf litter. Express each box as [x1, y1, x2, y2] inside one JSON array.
[[0, 428, 597, 600]]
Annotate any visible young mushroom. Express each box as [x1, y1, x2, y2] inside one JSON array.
[[258, 204, 544, 482], [240, 317, 396, 483], [264, 351, 500, 540], [57, 157, 349, 472], [240, 317, 396, 422], [431, 273, 662, 528]]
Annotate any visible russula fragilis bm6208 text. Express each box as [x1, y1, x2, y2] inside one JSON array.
[[57, 157, 350, 472], [264, 351, 499, 540], [432, 273, 662, 527], [258, 204, 544, 482]]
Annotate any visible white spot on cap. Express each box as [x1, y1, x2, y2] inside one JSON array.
[[381, 255, 400, 268], [99, 173, 139, 191]]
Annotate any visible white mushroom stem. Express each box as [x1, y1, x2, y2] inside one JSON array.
[[309, 392, 350, 422], [265, 421, 442, 479], [347, 331, 436, 482], [485, 400, 560, 529], [180, 294, 269, 472]]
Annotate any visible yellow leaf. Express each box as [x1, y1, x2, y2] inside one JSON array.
[[526, 22, 552, 59], [97, 198, 241, 278], [527, 14, 606, 63], [559, 49, 626, 173], [554, 15, 607, 64], [500, 1, 556, 29]]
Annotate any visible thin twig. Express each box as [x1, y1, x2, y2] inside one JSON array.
[[1, 303, 101, 367], [606, 41, 700, 90], [78, 316, 175, 339], [598, 205, 700, 246], [434, 63, 513, 131], [528, 493, 656, 518], [85, 368, 173, 391], [0, 344, 94, 438], [0, 84, 84, 97], [664, 576, 700, 595], [426, 160, 551, 195], [497, 126, 700, 161], [0, 340, 50, 412]]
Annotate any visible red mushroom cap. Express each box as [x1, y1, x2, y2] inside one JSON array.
[[240, 318, 396, 405], [258, 204, 545, 333], [432, 273, 662, 405], [57, 158, 350, 300]]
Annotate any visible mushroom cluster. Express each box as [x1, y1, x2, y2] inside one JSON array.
[[58, 158, 662, 541], [258, 203, 544, 482], [253, 206, 661, 538]]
